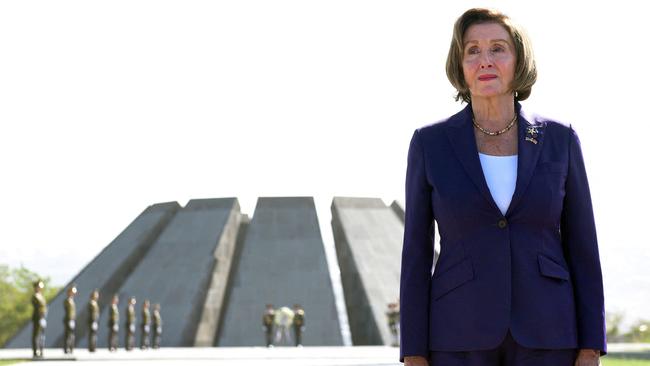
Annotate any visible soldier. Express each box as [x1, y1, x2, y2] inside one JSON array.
[[386, 301, 400, 347], [108, 295, 119, 352], [31, 280, 47, 358], [140, 299, 151, 350], [125, 297, 136, 351], [292, 304, 305, 347], [273, 306, 294, 346], [152, 303, 162, 349], [88, 289, 100, 352], [262, 304, 275, 347], [63, 284, 77, 354]]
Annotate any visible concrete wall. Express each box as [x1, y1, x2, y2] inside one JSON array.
[[4, 202, 181, 348], [330, 197, 403, 345], [390, 200, 405, 224], [79, 198, 241, 348], [217, 197, 343, 346]]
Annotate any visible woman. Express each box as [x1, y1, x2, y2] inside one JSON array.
[[399, 8, 605, 366]]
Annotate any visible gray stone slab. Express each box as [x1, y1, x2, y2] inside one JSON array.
[[330, 197, 403, 345], [217, 197, 343, 346], [79, 198, 240, 348], [4, 202, 181, 349], [389, 200, 404, 224]]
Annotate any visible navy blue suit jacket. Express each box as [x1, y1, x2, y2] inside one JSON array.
[[399, 103, 606, 361]]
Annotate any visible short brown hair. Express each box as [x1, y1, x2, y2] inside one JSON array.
[[446, 8, 537, 103]]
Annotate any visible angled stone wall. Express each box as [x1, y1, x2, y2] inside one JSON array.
[[217, 197, 343, 346], [4, 202, 181, 348], [78, 198, 242, 348], [330, 197, 403, 345]]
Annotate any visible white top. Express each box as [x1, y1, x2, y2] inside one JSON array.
[[478, 153, 518, 216]]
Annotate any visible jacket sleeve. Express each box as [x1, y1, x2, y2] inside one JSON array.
[[399, 129, 434, 362], [560, 125, 607, 355]]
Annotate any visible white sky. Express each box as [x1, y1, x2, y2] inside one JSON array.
[[1, 0, 649, 331]]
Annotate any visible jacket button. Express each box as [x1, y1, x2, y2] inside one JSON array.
[[497, 219, 508, 228]]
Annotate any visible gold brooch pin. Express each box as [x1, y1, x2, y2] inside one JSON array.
[[525, 126, 540, 144]]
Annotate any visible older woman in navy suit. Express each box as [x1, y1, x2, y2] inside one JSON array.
[[400, 8, 605, 366]]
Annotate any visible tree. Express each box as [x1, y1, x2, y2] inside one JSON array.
[[606, 310, 626, 342], [625, 318, 650, 343], [0, 264, 60, 347]]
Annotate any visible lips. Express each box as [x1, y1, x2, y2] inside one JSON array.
[[478, 74, 497, 81]]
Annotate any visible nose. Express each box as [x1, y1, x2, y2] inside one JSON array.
[[480, 52, 493, 69]]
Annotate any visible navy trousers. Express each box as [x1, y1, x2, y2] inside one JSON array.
[[428, 329, 577, 366]]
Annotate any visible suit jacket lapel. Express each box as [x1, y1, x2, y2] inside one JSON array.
[[445, 104, 501, 214], [505, 104, 545, 216], [445, 102, 545, 217]]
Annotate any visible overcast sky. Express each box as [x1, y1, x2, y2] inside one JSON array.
[[1, 0, 648, 330]]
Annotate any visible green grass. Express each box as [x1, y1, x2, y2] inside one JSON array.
[[0, 361, 24, 366], [603, 358, 650, 366]]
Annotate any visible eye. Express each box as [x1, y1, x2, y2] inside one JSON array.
[[466, 46, 480, 55], [491, 44, 506, 53]]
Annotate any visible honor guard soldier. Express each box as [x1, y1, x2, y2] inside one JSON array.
[[108, 295, 119, 351], [125, 297, 136, 351], [292, 304, 305, 347], [140, 300, 151, 349], [88, 289, 100, 352], [31, 280, 47, 358], [262, 304, 275, 347], [63, 284, 77, 354], [152, 303, 162, 349], [385, 301, 400, 347]]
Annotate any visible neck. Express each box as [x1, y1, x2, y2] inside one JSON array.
[[470, 94, 516, 130]]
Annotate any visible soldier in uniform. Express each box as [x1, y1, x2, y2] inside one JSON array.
[[125, 297, 136, 351], [152, 303, 162, 349], [31, 280, 47, 358], [108, 295, 119, 352], [292, 304, 305, 347], [140, 299, 151, 350], [63, 284, 77, 354], [262, 304, 275, 347], [385, 301, 400, 347], [87, 289, 100, 352]]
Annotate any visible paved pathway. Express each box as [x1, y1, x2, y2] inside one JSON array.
[[0, 346, 401, 365], [2, 344, 649, 365]]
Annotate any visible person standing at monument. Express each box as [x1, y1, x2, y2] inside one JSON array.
[[400, 8, 605, 366], [292, 304, 305, 347], [108, 294, 120, 352], [140, 299, 151, 350], [31, 280, 47, 358], [152, 303, 162, 349], [125, 297, 136, 351], [63, 284, 77, 354], [263, 304, 275, 347], [87, 289, 100, 352]]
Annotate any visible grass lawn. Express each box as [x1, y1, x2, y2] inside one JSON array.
[[0, 361, 24, 366], [603, 358, 650, 366]]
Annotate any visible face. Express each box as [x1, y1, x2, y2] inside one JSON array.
[[462, 22, 516, 100]]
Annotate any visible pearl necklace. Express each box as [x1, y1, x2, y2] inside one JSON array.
[[472, 114, 517, 136]]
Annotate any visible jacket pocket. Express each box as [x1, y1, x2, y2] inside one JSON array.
[[431, 257, 474, 300], [538, 253, 570, 281]]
